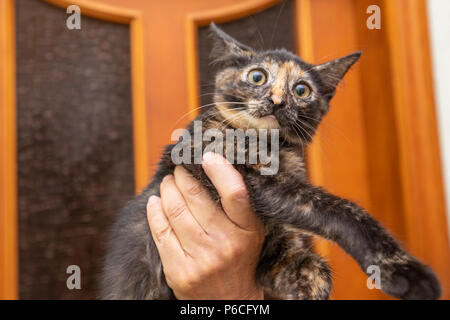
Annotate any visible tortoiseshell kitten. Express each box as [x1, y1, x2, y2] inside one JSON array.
[[100, 24, 441, 300]]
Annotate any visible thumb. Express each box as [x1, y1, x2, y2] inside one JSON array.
[[201, 152, 261, 231]]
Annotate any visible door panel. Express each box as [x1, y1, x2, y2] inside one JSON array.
[[15, 0, 135, 299], [0, 0, 448, 300]]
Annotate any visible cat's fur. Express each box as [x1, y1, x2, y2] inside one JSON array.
[[100, 24, 441, 300]]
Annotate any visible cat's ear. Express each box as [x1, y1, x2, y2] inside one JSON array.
[[315, 51, 361, 100], [209, 22, 255, 65]]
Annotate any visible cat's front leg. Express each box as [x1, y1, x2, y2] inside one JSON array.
[[249, 181, 441, 299]]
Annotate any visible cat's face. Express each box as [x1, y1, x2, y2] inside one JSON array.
[[209, 23, 361, 144]]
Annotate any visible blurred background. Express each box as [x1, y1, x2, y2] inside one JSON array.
[[0, 0, 449, 299]]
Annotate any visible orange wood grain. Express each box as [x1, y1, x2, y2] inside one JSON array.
[[296, 0, 450, 299], [0, 0, 18, 300], [384, 0, 450, 299], [44, 0, 139, 23], [129, 16, 150, 193], [352, 0, 407, 245]]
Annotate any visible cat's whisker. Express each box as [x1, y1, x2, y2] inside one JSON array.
[[298, 114, 353, 145], [220, 110, 254, 131], [289, 123, 305, 155], [291, 122, 307, 142], [203, 109, 248, 127], [171, 102, 251, 129], [203, 107, 248, 123], [170, 103, 223, 129], [217, 110, 248, 131], [292, 121, 311, 145], [294, 120, 324, 149], [293, 121, 313, 139], [297, 114, 321, 122], [215, 110, 241, 129], [198, 92, 248, 101], [294, 119, 316, 136], [293, 120, 330, 164], [296, 118, 347, 163]]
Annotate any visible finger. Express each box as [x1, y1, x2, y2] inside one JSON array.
[[174, 166, 230, 233], [201, 152, 260, 231], [146, 195, 185, 263], [160, 175, 207, 253]]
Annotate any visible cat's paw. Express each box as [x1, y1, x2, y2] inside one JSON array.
[[379, 258, 441, 300]]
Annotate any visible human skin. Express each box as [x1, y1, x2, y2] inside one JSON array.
[[146, 152, 265, 300]]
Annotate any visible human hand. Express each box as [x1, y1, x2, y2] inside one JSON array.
[[146, 152, 265, 299]]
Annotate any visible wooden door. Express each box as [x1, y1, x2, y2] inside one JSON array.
[[1, 0, 449, 299]]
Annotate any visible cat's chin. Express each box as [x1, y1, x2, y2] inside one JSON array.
[[259, 114, 280, 129]]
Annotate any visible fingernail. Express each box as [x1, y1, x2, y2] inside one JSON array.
[[162, 175, 173, 183], [202, 152, 216, 164], [148, 195, 159, 206], [202, 152, 228, 165]]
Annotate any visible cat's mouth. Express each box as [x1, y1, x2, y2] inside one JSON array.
[[216, 102, 281, 130], [251, 111, 281, 130]]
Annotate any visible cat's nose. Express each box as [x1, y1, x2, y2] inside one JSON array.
[[270, 94, 285, 107]]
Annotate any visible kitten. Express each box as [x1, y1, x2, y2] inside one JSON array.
[[100, 24, 441, 300]]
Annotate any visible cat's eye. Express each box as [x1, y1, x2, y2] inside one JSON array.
[[248, 69, 267, 85], [293, 83, 311, 98]]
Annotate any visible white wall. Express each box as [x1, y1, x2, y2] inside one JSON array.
[[427, 0, 450, 240]]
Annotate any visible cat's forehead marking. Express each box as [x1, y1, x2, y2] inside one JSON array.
[[261, 59, 305, 81], [270, 62, 291, 98], [283, 60, 304, 74], [263, 57, 304, 71], [287, 61, 307, 78]]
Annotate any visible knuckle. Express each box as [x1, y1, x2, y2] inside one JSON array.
[[178, 271, 200, 292], [165, 277, 177, 291], [201, 258, 222, 276], [226, 186, 249, 203], [221, 238, 242, 260], [167, 274, 188, 292], [154, 225, 171, 242], [186, 180, 204, 197], [167, 203, 187, 220], [195, 229, 207, 243]]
